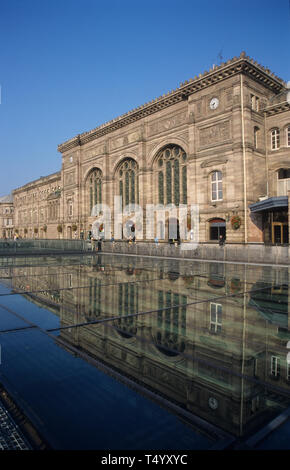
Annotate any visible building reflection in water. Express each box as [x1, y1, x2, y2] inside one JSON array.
[[8, 254, 290, 439]]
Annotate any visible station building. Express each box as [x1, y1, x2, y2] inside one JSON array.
[[5, 52, 290, 245]]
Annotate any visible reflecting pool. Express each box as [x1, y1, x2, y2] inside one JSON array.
[[0, 253, 289, 449]]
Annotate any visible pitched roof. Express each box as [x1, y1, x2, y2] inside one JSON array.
[[0, 194, 13, 203]]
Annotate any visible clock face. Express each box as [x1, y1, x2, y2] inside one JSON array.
[[208, 397, 218, 410], [210, 97, 219, 110]]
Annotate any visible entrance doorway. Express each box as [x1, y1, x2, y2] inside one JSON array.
[[272, 222, 289, 244], [168, 218, 180, 244], [209, 219, 226, 241]]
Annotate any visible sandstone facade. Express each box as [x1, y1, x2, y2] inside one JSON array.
[[0, 195, 14, 239], [5, 52, 290, 244]]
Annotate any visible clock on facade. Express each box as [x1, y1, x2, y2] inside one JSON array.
[[209, 97, 219, 110], [208, 397, 218, 409]]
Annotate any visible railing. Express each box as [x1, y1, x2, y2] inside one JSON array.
[[0, 239, 289, 264], [100, 240, 290, 265], [0, 239, 90, 255]]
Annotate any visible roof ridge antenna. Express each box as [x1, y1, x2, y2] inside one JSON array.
[[217, 49, 224, 65]]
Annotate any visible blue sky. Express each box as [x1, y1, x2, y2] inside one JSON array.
[[0, 0, 289, 195]]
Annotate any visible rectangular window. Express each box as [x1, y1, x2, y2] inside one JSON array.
[[271, 356, 280, 377], [251, 94, 259, 111], [210, 302, 222, 333], [68, 203, 73, 217], [254, 127, 259, 149], [251, 94, 255, 109], [277, 169, 290, 196], [211, 171, 223, 201], [287, 127, 290, 147], [271, 130, 280, 150]]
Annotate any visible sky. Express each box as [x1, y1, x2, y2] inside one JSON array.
[[0, 0, 289, 195]]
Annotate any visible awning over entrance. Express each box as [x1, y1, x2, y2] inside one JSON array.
[[249, 196, 288, 213], [210, 222, 226, 227]]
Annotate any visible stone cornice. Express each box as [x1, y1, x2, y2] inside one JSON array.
[[58, 52, 286, 153], [264, 101, 290, 116], [12, 171, 61, 194]]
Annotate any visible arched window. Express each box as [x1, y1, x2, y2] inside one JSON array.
[[88, 169, 102, 213], [209, 218, 226, 240], [286, 126, 290, 147], [211, 171, 223, 201], [115, 283, 138, 337], [156, 145, 187, 205], [155, 290, 187, 355], [86, 277, 102, 321], [271, 129, 280, 150], [118, 159, 138, 207]]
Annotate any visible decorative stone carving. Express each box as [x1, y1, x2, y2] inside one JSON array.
[[200, 157, 228, 168], [188, 112, 195, 123], [128, 131, 141, 143], [85, 143, 106, 158], [64, 171, 75, 186], [148, 111, 187, 136], [110, 130, 141, 150], [226, 90, 233, 104], [199, 121, 231, 147], [108, 344, 122, 359], [233, 95, 240, 105], [110, 137, 124, 150], [195, 100, 202, 116]]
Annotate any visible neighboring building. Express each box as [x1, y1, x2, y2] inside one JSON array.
[[249, 94, 290, 244], [0, 195, 14, 239], [12, 172, 61, 239], [2, 52, 290, 244]]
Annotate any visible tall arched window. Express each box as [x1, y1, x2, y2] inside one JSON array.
[[88, 169, 102, 213], [271, 129, 280, 150], [115, 283, 138, 337], [156, 145, 187, 205], [118, 159, 138, 207], [211, 171, 223, 201], [286, 126, 290, 147], [155, 290, 187, 355]]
